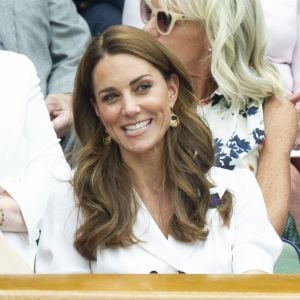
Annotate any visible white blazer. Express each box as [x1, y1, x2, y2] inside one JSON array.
[[0, 50, 70, 269], [36, 167, 282, 274]]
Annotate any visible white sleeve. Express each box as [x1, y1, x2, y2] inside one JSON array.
[[35, 180, 91, 274], [0, 55, 70, 243], [230, 169, 283, 274]]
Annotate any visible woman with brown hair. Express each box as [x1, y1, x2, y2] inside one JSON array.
[[36, 25, 281, 274]]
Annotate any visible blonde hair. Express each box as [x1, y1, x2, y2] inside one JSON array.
[[158, 0, 284, 108]]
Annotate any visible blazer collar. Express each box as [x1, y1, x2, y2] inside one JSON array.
[[133, 193, 204, 272]]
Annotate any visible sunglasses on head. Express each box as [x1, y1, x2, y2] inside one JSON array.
[[140, 0, 197, 35]]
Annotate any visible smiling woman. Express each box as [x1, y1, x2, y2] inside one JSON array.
[[35, 25, 282, 274], [91, 53, 178, 156]]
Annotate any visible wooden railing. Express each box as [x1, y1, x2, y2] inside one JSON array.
[[0, 274, 299, 299]]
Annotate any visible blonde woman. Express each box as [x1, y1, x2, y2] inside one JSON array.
[[141, 0, 297, 239]]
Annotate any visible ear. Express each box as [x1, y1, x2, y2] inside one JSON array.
[[91, 98, 101, 118], [167, 73, 179, 107]]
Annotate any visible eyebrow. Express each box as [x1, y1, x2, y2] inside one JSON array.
[[129, 74, 150, 86], [96, 74, 151, 95]]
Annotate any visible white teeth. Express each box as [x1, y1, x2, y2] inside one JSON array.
[[124, 119, 151, 134]]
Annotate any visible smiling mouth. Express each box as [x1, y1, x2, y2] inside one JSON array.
[[123, 119, 152, 135]]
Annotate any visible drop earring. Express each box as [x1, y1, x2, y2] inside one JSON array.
[[170, 108, 180, 128], [103, 133, 112, 145]]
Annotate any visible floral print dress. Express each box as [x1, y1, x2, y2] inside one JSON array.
[[197, 91, 265, 174]]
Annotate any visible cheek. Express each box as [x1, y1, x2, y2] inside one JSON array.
[[157, 36, 174, 50], [96, 105, 120, 127], [163, 107, 171, 127], [159, 38, 183, 61], [149, 91, 172, 120], [156, 101, 172, 127]]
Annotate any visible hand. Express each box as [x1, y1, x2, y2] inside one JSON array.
[[75, 0, 93, 10], [46, 93, 73, 138]]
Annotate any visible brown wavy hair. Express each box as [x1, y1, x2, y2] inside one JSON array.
[[72, 25, 232, 260]]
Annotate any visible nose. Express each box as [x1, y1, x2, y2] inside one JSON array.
[[121, 95, 141, 117], [143, 16, 160, 38]]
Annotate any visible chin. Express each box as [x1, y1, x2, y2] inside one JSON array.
[[122, 143, 157, 155]]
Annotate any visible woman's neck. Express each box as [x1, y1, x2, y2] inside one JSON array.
[[134, 171, 172, 238], [132, 162, 164, 195], [125, 151, 172, 237], [122, 148, 164, 192], [186, 59, 217, 102]]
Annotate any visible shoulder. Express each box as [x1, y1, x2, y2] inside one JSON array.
[[210, 166, 256, 180], [209, 167, 259, 197], [0, 51, 36, 77], [0, 51, 39, 100], [209, 167, 266, 216], [0, 50, 34, 68]]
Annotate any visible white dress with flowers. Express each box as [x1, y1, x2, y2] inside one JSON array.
[[197, 92, 264, 174]]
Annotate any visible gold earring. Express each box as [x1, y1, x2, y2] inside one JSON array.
[[170, 110, 180, 128], [103, 133, 112, 145]]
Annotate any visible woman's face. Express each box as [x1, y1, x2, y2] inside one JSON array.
[[142, 0, 209, 68], [92, 54, 178, 158]]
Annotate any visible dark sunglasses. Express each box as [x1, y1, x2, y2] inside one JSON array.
[[140, 0, 197, 35]]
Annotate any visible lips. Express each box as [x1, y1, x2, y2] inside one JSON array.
[[123, 119, 152, 135]]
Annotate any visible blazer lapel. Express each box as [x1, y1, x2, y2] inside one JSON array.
[[133, 200, 200, 272], [133, 203, 179, 268]]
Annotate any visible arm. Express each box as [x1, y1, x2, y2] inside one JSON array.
[[256, 96, 297, 235], [46, 0, 91, 137], [0, 55, 70, 242], [47, 0, 91, 94]]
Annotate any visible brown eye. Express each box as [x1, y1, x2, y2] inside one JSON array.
[[103, 93, 118, 102], [137, 83, 152, 93]]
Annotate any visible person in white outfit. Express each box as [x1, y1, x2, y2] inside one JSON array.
[[0, 50, 71, 270], [35, 26, 282, 274]]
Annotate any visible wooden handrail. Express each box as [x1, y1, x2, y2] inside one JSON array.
[[0, 274, 299, 299]]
